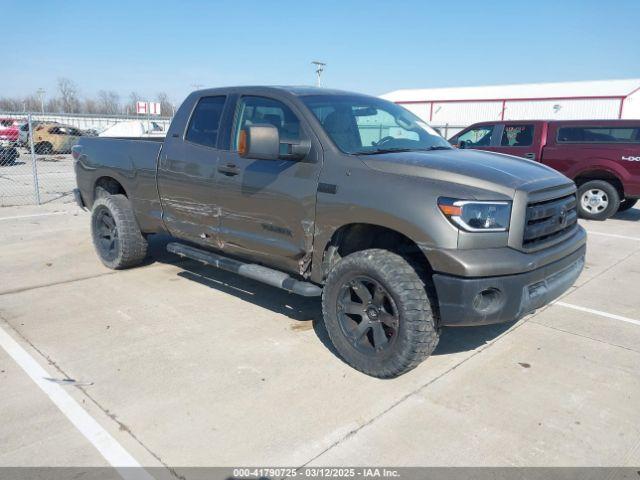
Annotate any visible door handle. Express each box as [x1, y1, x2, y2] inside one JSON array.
[[524, 153, 536, 160], [217, 163, 240, 176]]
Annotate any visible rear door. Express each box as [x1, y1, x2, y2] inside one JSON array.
[[157, 95, 229, 246], [215, 94, 322, 274]]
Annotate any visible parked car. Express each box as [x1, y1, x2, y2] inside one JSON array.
[[0, 145, 19, 165], [18, 120, 46, 146], [0, 118, 21, 165], [449, 120, 640, 220], [0, 118, 22, 144], [33, 123, 83, 154], [73, 86, 586, 378]]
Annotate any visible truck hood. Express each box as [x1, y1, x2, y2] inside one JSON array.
[[361, 149, 568, 197]]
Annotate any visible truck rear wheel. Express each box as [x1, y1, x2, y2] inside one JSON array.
[[91, 194, 148, 269], [322, 249, 439, 378], [577, 180, 620, 221]]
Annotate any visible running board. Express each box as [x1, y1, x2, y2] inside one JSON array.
[[167, 242, 322, 297]]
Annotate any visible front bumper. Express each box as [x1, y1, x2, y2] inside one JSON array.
[[433, 244, 585, 326]]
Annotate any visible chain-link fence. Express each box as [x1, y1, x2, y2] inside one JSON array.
[[0, 113, 171, 206], [0, 112, 462, 207]]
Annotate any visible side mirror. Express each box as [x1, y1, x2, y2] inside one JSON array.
[[458, 140, 467, 149], [239, 124, 311, 161], [239, 124, 280, 160]]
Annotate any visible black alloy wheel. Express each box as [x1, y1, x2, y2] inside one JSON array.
[[337, 276, 400, 355], [93, 206, 120, 262]]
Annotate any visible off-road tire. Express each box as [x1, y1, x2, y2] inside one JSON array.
[[35, 142, 53, 154], [577, 180, 620, 221], [617, 198, 638, 212], [322, 249, 439, 378], [91, 194, 147, 269]]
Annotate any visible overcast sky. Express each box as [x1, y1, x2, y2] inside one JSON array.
[[5, 0, 640, 106]]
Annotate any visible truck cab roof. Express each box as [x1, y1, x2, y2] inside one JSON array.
[[189, 85, 376, 99]]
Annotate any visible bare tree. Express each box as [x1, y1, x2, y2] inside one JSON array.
[[46, 97, 62, 113], [23, 95, 41, 112], [57, 77, 80, 113], [98, 90, 120, 115], [83, 98, 100, 114], [156, 92, 173, 116], [127, 91, 142, 115], [0, 97, 21, 111]]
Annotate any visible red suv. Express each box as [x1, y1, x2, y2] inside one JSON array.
[[449, 120, 640, 220]]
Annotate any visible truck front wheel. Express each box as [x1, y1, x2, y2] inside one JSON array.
[[577, 180, 620, 220], [91, 194, 148, 269], [322, 249, 439, 378]]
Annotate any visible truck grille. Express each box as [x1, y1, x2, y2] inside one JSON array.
[[523, 193, 578, 249]]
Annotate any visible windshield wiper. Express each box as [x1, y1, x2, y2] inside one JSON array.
[[352, 148, 414, 155], [353, 146, 453, 155], [422, 145, 452, 151]]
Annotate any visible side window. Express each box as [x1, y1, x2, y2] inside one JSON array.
[[185, 96, 227, 148], [501, 124, 534, 147], [233, 96, 301, 152], [557, 126, 640, 143], [458, 125, 494, 147]]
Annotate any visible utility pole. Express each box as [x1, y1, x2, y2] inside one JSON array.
[[311, 61, 326, 87], [36, 88, 45, 113]]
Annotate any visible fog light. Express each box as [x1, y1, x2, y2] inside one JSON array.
[[473, 288, 503, 313]]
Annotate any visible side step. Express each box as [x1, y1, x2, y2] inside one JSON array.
[[167, 242, 322, 297]]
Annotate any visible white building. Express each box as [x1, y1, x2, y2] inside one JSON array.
[[381, 79, 640, 137]]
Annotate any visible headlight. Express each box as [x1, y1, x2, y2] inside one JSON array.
[[438, 198, 511, 232]]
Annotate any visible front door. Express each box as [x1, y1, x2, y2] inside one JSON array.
[[455, 124, 502, 153], [157, 95, 228, 246], [216, 95, 322, 274]]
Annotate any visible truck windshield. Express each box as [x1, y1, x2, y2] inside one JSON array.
[[302, 95, 451, 154]]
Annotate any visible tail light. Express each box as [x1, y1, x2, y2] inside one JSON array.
[[71, 145, 82, 161]]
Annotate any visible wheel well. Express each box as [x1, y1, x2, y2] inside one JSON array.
[[574, 171, 624, 197], [322, 223, 440, 324], [322, 223, 432, 277], [94, 176, 126, 198]]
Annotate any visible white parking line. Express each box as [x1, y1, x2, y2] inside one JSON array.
[[0, 211, 69, 221], [0, 325, 153, 480], [585, 230, 640, 242], [555, 301, 640, 327]]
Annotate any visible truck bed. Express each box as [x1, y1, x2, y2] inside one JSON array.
[[75, 136, 165, 232]]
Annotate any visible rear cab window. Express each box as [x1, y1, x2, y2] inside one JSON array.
[[501, 124, 534, 147], [185, 96, 227, 148], [557, 126, 640, 144]]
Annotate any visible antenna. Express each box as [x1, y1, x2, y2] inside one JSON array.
[[311, 61, 326, 87]]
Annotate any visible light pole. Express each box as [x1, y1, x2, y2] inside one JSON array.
[[36, 88, 45, 113], [311, 61, 326, 87]]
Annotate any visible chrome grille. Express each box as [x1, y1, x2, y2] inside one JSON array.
[[523, 193, 578, 249]]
